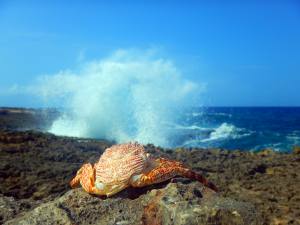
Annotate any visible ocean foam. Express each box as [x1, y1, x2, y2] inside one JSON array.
[[209, 123, 238, 140], [32, 49, 202, 147], [174, 124, 212, 131], [286, 132, 300, 145], [179, 122, 253, 148], [199, 123, 250, 143]]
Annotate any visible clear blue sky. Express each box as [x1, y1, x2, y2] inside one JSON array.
[[1, 1, 300, 107]]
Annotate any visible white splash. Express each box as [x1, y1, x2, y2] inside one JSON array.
[[31, 49, 202, 147], [209, 123, 239, 141], [200, 123, 251, 143]]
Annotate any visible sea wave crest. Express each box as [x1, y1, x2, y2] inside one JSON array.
[[181, 123, 252, 147], [201, 123, 246, 142]]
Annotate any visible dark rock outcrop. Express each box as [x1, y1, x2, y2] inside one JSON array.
[[0, 107, 59, 131]]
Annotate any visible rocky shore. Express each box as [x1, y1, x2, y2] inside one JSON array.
[[0, 130, 299, 224], [0, 108, 299, 224]]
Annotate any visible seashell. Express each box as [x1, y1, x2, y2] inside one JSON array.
[[95, 142, 147, 185]]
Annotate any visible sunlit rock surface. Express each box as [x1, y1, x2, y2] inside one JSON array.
[[5, 182, 262, 225]]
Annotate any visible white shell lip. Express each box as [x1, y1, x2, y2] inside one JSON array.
[[131, 174, 142, 183], [95, 182, 105, 190]]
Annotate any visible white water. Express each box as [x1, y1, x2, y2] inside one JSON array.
[[32, 49, 202, 147], [180, 122, 253, 147], [200, 123, 251, 143], [206, 123, 240, 141]]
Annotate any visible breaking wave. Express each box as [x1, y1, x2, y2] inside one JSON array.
[[32, 49, 202, 147], [200, 123, 249, 142], [181, 123, 253, 147]]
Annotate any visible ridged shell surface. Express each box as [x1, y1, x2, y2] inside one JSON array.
[[95, 142, 147, 184]]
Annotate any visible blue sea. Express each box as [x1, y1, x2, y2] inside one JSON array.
[[50, 107, 300, 152], [172, 107, 300, 152]]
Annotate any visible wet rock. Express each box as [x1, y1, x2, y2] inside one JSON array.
[[292, 146, 300, 154], [256, 149, 276, 157], [5, 182, 262, 225]]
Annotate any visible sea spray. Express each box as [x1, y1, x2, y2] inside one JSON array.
[[32, 49, 202, 147]]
